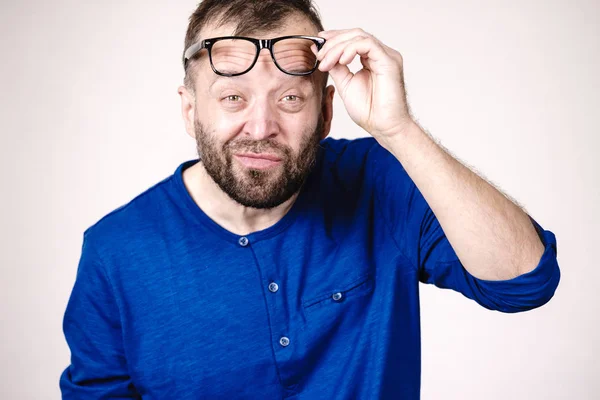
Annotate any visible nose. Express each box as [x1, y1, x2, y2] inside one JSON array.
[[242, 98, 280, 141], [241, 53, 285, 141]]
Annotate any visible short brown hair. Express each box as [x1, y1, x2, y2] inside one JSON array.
[[182, 0, 328, 92]]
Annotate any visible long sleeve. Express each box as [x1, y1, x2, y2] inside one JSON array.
[[370, 141, 561, 312], [59, 232, 141, 398]]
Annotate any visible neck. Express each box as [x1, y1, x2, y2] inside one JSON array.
[[182, 161, 300, 236]]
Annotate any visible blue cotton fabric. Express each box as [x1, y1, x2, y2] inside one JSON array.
[[60, 137, 560, 399]]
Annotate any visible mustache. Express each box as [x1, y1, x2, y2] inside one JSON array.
[[224, 138, 292, 157]]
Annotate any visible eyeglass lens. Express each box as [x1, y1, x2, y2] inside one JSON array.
[[210, 38, 318, 75]]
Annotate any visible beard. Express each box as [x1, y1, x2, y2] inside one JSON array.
[[194, 116, 323, 209]]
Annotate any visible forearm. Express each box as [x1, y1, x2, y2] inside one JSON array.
[[380, 122, 545, 281]]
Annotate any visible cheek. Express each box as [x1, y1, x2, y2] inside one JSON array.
[[196, 109, 241, 143], [215, 120, 245, 146]]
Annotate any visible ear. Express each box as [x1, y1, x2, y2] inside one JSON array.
[[321, 85, 335, 140], [178, 85, 196, 139], [320, 84, 335, 140]]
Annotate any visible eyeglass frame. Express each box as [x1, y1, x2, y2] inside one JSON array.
[[183, 35, 327, 77]]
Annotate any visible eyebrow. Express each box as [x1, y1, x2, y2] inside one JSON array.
[[208, 75, 238, 91], [208, 74, 315, 92]]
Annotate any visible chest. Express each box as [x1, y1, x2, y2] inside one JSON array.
[[115, 209, 387, 398]]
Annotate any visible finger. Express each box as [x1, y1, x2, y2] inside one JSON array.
[[318, 36, 365, 71], [317, 28, 371, 58], [328, 63, 354, 97], [348, 37, 388, 64], [320, 36, 388, 72], [310, 43, 319, 56], [318, 28, 371, 39], [318, 29, 355, 39], [342, 37, 388, 65], [339, 39, 371, 65]]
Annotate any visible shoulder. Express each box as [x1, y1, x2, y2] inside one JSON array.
[[82, 172, 176, 254], [318, 136, 377, 183], [320, 136, 378, 163], [318, 136, 408, 188], [320, 136, 406, 169]]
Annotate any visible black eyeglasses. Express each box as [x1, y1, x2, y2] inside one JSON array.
[[183, 35, 326, 77]]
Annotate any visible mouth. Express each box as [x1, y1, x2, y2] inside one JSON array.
[[234, 153, 283, 170]]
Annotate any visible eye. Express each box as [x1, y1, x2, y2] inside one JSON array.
[[224, 95, 242, 102], [283, 95, 299, 102]]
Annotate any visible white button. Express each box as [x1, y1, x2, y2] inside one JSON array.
[[268, 282, 279, 293], [332, 292, 343, 301], [279, 336, 290, 347], [238, 237, 249, 247]]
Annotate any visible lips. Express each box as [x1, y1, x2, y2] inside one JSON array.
[[234, 153, 282, 169], [234, 153, 282, 162]]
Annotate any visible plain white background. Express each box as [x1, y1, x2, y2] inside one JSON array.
[[1, 0, 598, 398]]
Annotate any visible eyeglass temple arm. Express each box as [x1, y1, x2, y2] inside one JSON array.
[[183, 41, 206, 69]]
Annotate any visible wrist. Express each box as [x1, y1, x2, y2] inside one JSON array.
[[376, 120, 422, 151]]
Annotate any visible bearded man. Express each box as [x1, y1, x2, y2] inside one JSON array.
[[60, 1, 560, 398]]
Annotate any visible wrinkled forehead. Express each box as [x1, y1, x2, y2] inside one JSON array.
[[194, 15, 325, 91]]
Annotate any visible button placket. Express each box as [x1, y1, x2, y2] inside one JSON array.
[[251, 246, 293, 359]]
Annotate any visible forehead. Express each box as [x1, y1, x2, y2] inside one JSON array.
[[199, 13, 320, 40]]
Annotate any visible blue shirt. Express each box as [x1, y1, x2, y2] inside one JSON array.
[[60, 137, 560, 399]]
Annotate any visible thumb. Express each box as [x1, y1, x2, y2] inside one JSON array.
[[327, 63, 354, 99]]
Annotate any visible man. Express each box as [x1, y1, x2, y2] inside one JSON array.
[[59, 0, 560, 399]]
